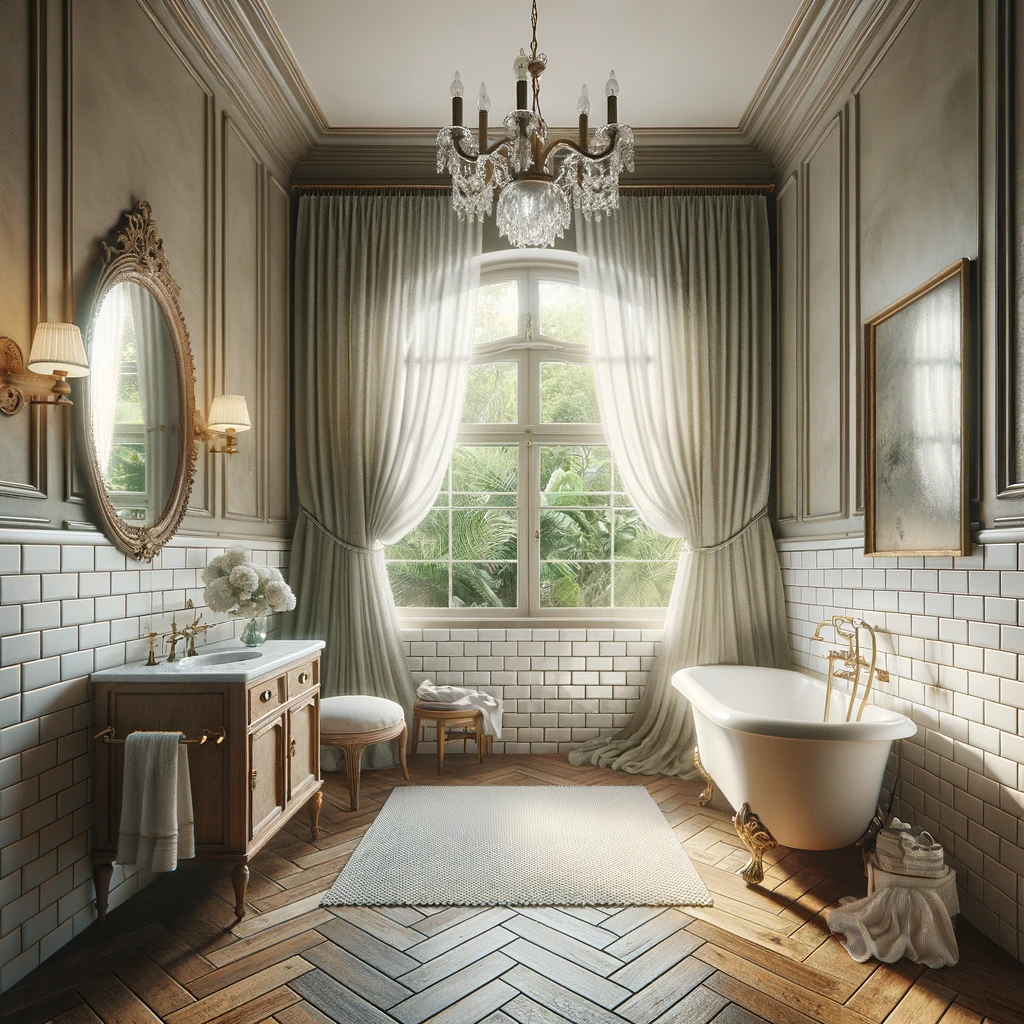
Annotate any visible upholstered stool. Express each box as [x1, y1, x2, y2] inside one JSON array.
[[412, 703, 492, 775], [320, 696, 409, 811]]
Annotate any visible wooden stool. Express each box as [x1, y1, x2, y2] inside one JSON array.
[[412, 704, 492, 775], [321, 695, 410, 811]]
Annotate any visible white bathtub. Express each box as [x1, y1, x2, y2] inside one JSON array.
[[673, 665, 916, 851]]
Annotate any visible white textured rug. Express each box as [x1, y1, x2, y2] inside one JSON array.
[[321, 786, 713, 907]]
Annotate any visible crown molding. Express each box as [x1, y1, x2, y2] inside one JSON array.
[[144, 0, 321, 172], [293, 127, 773, 186], [743, 0, 911, 172], [143, 0, 913, 188]]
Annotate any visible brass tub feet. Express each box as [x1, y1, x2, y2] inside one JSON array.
[[733, 802, 778, 885], [855, 805, 885, 874], [693, 746, 714, 807]]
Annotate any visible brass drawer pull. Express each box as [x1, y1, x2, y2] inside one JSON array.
[[298, 672, 309, 686], [259, 690, 273, 703], [289, 738, 297, 758], [250, 769, 258, 790]]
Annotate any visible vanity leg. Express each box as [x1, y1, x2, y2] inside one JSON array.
[[231, 862, 249, 921], [733, 803, 778, 885], [93, 860, 113, 922], [411, 715, 421, 757], [693, 746, 714, 807], [307, 789, 323, 841]]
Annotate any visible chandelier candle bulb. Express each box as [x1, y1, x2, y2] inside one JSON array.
[[514, 49, 529, 109], [450, 71, 464, 126], [578, 85, 590, 147], [478, 82, 489, 150], [605, 70, 619, 124]]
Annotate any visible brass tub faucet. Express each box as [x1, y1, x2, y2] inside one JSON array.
[[811, 615, 888, 723]]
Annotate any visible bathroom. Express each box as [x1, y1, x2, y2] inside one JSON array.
[[1, 0, 1023, 1020]]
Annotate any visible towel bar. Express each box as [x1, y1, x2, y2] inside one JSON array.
[[94, 725, 226, 745]]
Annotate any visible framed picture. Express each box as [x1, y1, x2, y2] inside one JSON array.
[[864, 258, 970, 557]]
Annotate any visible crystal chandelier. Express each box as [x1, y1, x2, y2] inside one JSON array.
[[436, 0, 634, 249]]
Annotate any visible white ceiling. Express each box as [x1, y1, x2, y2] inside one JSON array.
[[265, 0, 804, 130]]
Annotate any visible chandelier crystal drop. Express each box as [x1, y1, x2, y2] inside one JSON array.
[[436, 0, 634, 249]]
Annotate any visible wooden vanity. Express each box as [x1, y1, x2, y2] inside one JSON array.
[[90, 639, 324, 921]]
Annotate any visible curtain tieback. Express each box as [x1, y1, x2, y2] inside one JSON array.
[[687, 508, 769, 553], [299, 507, 383, 554]]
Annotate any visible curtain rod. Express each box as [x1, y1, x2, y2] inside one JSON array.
[[291, 182, 775, 193]]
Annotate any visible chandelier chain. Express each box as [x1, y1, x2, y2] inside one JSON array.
[[529, 0, 543, 125]]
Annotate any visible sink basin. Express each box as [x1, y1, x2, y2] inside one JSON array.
[[183, 650, 264, 668]]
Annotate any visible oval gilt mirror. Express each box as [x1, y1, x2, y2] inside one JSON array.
[[81, 201, 197, 561]]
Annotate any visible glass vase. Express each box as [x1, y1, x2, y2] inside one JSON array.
[[240, 614, 268, 647]]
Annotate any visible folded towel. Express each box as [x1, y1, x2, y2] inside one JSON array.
[[116, 732, 195, 873], [874, 817, 945, 877], [416, 682, 504, 739]]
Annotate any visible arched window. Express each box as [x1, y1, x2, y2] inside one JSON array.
[[386, 250, 679, 616]]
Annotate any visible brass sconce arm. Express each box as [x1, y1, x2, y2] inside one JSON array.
[[1, 337, 79, 415], [194, 410, 239, 454], [195, 395, 249, 455]]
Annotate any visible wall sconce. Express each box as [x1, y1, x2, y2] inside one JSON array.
[[0, 323, 90, 416], [195, 394, 251, 454]]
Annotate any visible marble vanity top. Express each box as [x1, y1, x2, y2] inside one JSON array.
[[90, 638, 325, 684]]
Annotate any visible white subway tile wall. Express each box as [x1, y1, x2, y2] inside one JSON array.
[[778, 536, 1024, 963], [0, 533, 291, 990], [398, 627, 658, 755]]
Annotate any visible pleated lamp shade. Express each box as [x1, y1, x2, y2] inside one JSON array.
[[208, 394, 251, 433], [27, 322, 90, 377]]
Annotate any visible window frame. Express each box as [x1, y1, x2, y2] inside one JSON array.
[[394, 249, 669, 627]]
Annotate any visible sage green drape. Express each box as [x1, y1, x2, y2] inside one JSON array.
[[568, 194, 790, 777], [291, 193, 481, 769]]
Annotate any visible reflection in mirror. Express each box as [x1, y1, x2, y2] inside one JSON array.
[[89, 282, 181, 525], [81, 200, 196, 562]]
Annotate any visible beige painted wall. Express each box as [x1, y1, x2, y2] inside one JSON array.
[[771, 0, 1024, 963], [0, 0, 294, 990], [0, 0, 293, 537], [773, 0, 994, 535]]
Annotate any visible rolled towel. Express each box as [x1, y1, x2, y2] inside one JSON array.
[[416, 681, 503, 739], [116, 731, 195, 873]]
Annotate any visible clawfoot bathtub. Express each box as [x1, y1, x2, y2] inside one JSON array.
[[673, 665, 916, 883]]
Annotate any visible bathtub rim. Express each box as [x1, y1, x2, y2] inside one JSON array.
[[673, 664, 917, 743]]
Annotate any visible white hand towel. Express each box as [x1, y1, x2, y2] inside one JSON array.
[[416, 681, 504, 739], [116, 732, 195, 873]]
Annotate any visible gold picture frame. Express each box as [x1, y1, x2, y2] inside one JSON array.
[[864, 258, 970, 557]]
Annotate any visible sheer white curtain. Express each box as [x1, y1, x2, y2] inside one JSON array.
[[130, 285, 175, 521], [291, 192, 481, 770], [569, 193, 790, 777], [91, 282, 131, 477]]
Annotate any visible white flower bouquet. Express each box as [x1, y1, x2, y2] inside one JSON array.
[[202, 547, 296, 619]]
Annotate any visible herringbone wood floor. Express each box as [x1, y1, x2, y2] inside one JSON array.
[[4, 755, 1023, 1024]]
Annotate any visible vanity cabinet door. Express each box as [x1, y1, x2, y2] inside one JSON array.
[[249, 713, 285, 840], [287, 692, 319, 801]]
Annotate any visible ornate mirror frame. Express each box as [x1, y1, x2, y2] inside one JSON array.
[[81, 201, 197, 561]]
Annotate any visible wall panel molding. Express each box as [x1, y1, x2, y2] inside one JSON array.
[[0, 0, 49, 505], [265, 171, 290, 525], [996, 0, 1023, 496], [776, 172, 801, 524], [222, 114, 265, 524], [801, 111, 847, 521]]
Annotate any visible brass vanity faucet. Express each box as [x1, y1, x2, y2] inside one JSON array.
[[164, 618, 188, 663], [811, 615, 888, 723]]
